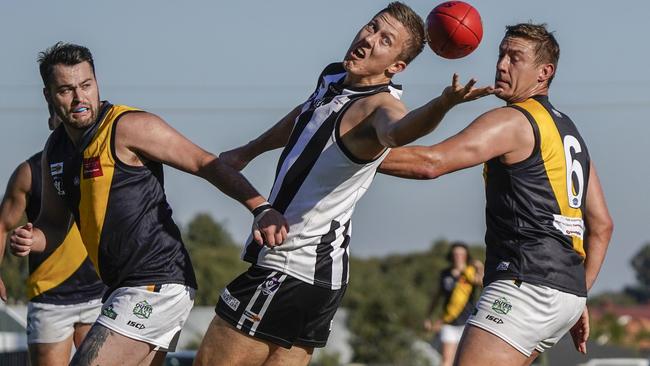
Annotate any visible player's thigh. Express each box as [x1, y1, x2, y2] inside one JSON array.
[[26, 301, 76, 346], [29, 337, 74, 366], [73, 298, 103, 347], [264, 344, 313, 366], [73, 322, 93, 348], [453, 325, 529, 366], [440, 341, 458, 366], [194, 315, 270, 366], [70, 323, 155, 366], [137, 350, 167, 366]]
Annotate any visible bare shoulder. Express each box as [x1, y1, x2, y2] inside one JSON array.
[[352, 92, 405, 115], [466, 106, 531, 136], [10, 161, 32, 194], [118, 111, 165, 130], [475, 106, 525, 125]]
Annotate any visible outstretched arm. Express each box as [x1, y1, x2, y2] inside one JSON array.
[[379, 107, 530, 179], [219, 105, 303, 171], [116, 112, 289, 246], [371, 74, 498, 148]]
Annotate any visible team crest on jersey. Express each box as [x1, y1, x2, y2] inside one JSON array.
[[133, 300, 153, 319], [261, 277, 281, 296], [50, 162, 65, 195], [491, 297, 512, 315], [83, 156, 103, 179]]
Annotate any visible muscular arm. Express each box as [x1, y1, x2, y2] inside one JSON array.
[[0, 162, 32, 301], [371, 74, 496, 148], [117, 112, 270, 211], [379, 107, 531, 179], [0, 162, 31, 263], [582, 163, 613, 291], [219, 105, 303, 171]]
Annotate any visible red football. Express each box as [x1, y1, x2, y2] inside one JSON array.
[[426, 1, 483, 59]]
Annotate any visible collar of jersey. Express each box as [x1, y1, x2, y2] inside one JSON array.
[[331, 78, 401, 94], [76, 101, 113, 152]]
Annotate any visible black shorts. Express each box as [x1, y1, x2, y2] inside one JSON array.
[[215, 265, 346, 349]]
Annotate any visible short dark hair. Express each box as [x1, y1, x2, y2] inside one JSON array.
[[504, 23, 560, 85], [447, 241, 471, 263], [38, 42, 95, 87], [376, 2, 425, 65]]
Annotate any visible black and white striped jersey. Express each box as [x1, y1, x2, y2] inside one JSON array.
[[243, 63, 403, 289]]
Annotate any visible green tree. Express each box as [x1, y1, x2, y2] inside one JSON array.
[[631, 243, 650, 287], [344, 239, 484, 364], [1, 243, 29, 303], [182, 213, 247, 306], [1, 213, 29, 303], [625, 243, 650, 302]]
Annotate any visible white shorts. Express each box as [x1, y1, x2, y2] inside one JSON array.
[[467, 280, 586, 357], [440, 324, 465, 344], [96, 284, 195, 352], [26, 298, 102, 344]]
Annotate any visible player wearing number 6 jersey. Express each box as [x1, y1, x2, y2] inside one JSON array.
[[380, 23, 613, 365]]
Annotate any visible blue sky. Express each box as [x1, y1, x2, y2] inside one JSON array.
[[0, 1, 648, 295]]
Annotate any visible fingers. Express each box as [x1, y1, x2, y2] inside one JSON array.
[[451, 73, 459, 89], [252, 226, 264, 246], [252, 210, 289, 248], [463, 78, 477, 93], [10, 244, 31, 257]]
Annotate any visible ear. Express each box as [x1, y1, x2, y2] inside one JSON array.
[[387, 60, 407, 75], [538, 63, 555, 84]]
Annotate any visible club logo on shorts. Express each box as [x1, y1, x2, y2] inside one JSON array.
[[261, 277, 281, 296], [491, 297, 512, 315], [102, 305, 118, 320], [133, 300, 153, 319]]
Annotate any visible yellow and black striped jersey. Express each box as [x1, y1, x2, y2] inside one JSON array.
[[483, 95, 589, 297], [46, 102, 197, 299], [440, 266, 477, 325], [25, 152, 104, 304]]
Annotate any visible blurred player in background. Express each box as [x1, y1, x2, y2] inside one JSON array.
[[0, 105, 104, 365], [424, 242, 483, 366]]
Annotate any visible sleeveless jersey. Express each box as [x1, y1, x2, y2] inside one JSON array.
[[243, 63, 402, 290], [483, 95, 590, 297], [439, 266, 477, 326], [46, 102, 197, 298], [25, 152, 104, 304]]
